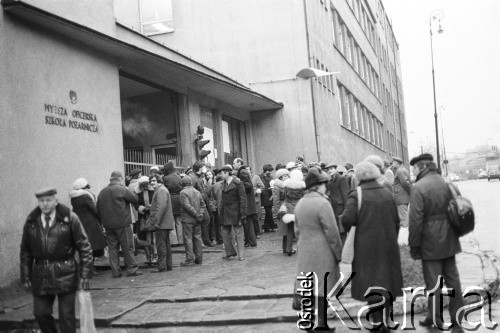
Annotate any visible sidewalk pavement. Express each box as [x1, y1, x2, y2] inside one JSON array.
[[0, 228, 498, 332]]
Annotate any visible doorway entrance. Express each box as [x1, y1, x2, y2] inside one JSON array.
[[119, 74, 181, 175]]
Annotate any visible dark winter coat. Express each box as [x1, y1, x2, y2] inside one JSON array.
[[70, 190, 106, 251], [239, 169, 257, 215], [163, 171, 183, 215], [220, 177, 247, 226], [341, 180, 403, 301], [135, 188, 154, 231], [392, 166, 412, 205], [148, 184, 175, 230], [20, 204, 93, 296], [97, 180, 138, 229], [180, 186, 206, 224], [408, 166, 461, 260], [326, 173, 349, 217], [259, 172, 273, 207]]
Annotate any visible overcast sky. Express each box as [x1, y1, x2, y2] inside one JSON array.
[[382, 0, 500, 158]]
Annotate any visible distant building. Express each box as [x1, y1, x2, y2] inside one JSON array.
[[447, 145, 500, 178], [121, 0, 409, 167]]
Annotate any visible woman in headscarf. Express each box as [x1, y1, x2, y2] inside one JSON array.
[[340, 161, 403, 332], [70, 177, 106, 273], [293, 168, 342, 330], [135, 176, 156, 266]]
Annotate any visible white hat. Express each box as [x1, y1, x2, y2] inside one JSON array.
[[286, 161, 297, 170], [138, 176, 150, 184], [72, 178, 88, 190]]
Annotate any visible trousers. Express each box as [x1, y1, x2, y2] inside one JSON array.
[[34, 292, 76, 333], [155, 229, 172, 270], [422, 256, 464, 326], [182, 221, 203, 263], [106, 225, 138, 276], [221, 225, 244, 259], [244, 214, 257, 246]]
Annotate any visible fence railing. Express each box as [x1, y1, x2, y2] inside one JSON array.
[[124, 149, 184, 175]]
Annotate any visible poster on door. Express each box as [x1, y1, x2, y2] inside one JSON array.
[[203, 127, 215, 166]]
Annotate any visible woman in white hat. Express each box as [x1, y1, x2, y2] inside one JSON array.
[[70, 178, 106, 273]]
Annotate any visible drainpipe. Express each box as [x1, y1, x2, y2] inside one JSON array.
[[303, 0, 321, 161]]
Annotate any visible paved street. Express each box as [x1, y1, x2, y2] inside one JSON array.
[[454, 179, 500, 256], [1, 179, 499, 332]]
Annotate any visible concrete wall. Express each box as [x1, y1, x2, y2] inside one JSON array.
[[115, 0, 318, 167], [24, 0, 117, 36], [0, 10, 123, 287]]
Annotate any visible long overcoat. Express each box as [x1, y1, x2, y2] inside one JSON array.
[[238, 169, 257, 215], [220, 177, 247, 226], [70, 189, 106, 251], [294, 192, 342, 299], [163, 171, 183, 215], [148, 184, 175, 230], [392, 166, 411, 205], [20, 204, 93, 296], [341, 180, 403, 301], [408, 167, 461, 260]]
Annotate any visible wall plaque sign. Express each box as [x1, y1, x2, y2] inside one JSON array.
[[44, 103, 99, 133]]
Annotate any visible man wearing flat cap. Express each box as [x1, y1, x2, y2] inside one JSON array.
[[391, 156, 412, 226], [20, 188, 93, 333], [408, 153, 464, 331], [97, 171, 142, 278]]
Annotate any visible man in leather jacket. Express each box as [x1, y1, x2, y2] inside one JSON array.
[[20, 188, 93, 333]]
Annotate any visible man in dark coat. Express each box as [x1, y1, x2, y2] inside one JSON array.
[[239, 168, 258, 247], [97, 171, 142, 278], [179, 176, 206, 266], [190, 161, 212, 247], [21, 188, 93, 333], [408, 153, 464, 332], [163, 161, 184, 245], [391, 156, 412, 226], [219, 165, 247, 260], [325, 163, 349, 243], [147, 174, 175, 272], [260, 164, 275, 232]]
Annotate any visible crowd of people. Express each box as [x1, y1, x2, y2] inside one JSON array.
[[20, 152, 465, 332]]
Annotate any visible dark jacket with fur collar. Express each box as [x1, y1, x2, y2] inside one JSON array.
[[20, 204, 93, 296]]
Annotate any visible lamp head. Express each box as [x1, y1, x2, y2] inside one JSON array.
[[438, 23, 444, 34]]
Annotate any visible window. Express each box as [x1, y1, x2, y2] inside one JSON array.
[[349, 94, 358, 132], [352, 42, 359, 72], [140, 0, 174, 36], [338, 18, 345, 54], [357, 101, 364, 137]]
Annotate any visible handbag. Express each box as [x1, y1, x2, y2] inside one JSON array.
[[341, 186, 362, 264], [78, 290, 97, 333], [140, 216, 156, 231], [447, 182, 475, 236]]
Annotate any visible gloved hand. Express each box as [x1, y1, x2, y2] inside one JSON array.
[[81, 278, 90, 290], [410, 247, 422, 260], [143, 207, 151, 214], [23, 281, 31, 291], [256, 188, 262, 194]]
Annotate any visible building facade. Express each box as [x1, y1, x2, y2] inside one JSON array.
[[0, 0, 407, 287], [0, 0, 281, 287], [124, 0, 409, 169]]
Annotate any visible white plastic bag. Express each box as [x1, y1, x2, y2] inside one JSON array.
[[78, 290, 97, 333]]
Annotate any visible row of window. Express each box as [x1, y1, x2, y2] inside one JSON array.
[[331, 9, 380, 99], [313, 56, 335, 95], [338, 84, 384, 149], [345, 0, 376, 50]]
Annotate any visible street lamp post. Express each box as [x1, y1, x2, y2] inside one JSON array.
[[430, 9, 444, 174]]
